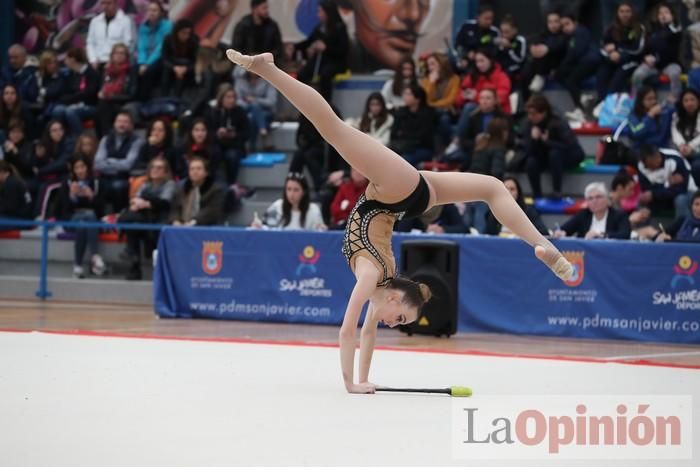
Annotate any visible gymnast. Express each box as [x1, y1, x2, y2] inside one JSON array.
[[226, 50, 573, 394]]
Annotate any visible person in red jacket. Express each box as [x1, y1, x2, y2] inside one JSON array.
[[448, 48, 512, 154], [330, 167, 368, 229]]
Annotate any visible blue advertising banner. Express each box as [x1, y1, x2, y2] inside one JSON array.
[[154, 228, 700, 344]]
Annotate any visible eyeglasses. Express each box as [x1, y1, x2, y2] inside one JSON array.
[[585, 194, 606, 201]]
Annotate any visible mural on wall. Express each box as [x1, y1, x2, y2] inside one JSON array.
[[14, 0, 452, 73]]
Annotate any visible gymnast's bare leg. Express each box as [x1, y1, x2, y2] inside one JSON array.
[[226, 50, 572, 280]]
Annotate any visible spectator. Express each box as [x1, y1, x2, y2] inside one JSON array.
[[170, 156, 226, 226], [447, 88, 510, 166], [455, 48, 512, 116], [609, 170, 659, 240], [520, 10, 567, 98], [395, 203, 468, 234], [495, 14, 527, 83], [186, 45, 234, 119], [524, 95, 585, 198], [235, 70, 277, 150], [624, 85, 674, 149], [657, 190, 700, 242], [486, 176, 549, 236], [86, 0, 135, 69], [132, 119, 176, 176], [672, 88, 700, 184], [33, 119, 73, 186], [610, 170, 637, 212], [553, 182, 632, 239], [632, 2, 682, 100], [0, 84, 34, 142], [329, 167, 368, 229], [381, 57, 418, 110], [389, 83, 435, 167], [0, 161, 33, 225], [161, 19, 199, 99], [94, 111, 145, 213], [296, 1, 350, 100], [231, 0, 283, 61], [463, 117, 509, 233], [34, 50, 67, 119], [637, 144, 697, 218], [96, 43, 138, 137], [175, 118, 222, 179], [137, 0, 172, 100], [73, 132, 99, 162], [596, 1, 645, 102], [557, 11, 601, 124], [454, 3, 500, 70], [206, 84, 249, 186], [119, 158, 176, 280], [0, 44, 38, 105], [346, 92, 394, 146], [2, 120, 34, 183], [420, 52, 460, 146], [253, 172, 326, 230], [56, 155, 106, 278], [52, 48, 99, 137]]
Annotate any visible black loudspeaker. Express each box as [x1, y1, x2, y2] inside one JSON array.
[[399, 240, 459, 337]]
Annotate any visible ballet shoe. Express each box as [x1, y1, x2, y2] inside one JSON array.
[[534, 245, 574, 281], [225, 49, 274, 73]]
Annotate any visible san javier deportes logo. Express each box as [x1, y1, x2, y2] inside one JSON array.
[[280, 245, 333, 297], [652, 255, 700, 310]]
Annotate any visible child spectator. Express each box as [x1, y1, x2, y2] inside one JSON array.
[[73, 132, 99, 162], [56, 155, 106, 278]]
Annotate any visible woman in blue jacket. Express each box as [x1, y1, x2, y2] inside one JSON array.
[[624, 86, 674, 149], [137, 1, 172, 100]]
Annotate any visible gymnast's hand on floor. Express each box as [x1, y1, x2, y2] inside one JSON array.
[[347, 382, 377, 394]]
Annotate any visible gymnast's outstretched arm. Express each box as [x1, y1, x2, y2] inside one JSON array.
[[359, 302, 379, 384]]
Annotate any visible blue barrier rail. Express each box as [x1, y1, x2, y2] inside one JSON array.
[[0, 218, 244, 300]]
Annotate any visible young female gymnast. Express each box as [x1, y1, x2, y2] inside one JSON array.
[[226, 50, 574, 394]]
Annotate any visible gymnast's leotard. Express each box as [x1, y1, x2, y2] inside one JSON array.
[[342, 175, 431, 287]]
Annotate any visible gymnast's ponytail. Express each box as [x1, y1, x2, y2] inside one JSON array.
[[386, 276, 432, 309]]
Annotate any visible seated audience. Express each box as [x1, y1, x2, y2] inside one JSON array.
[[381, 57, 418, 110], [161, 19, 199, 99], [73, 132, 99, 162], [86, 0, 135, 69], [395, 204, 468, 234], [419, 52, 460, 145], [346, 92, 394, 146], [624, 86, 674, 150], [0, 160, 33, 225], [235, 70, 277, 150], [554, 182, 631, 239], [389, 84, 435, 167], [495, 15, 527, 83], [170, 156, 226, 226], [206, 84, 249, 186], [519, 10, 566, 99], [96, 43, 138, 137], [137, 1, 172, 100], [454, 3, 500, 69], [175, 118, 222, 179], [0, 84, 34, 141], [34, 50, 68, 119], [329, 168, 368, 229], [672, 89, 700, 184], [131, 119, 176, 176], [253, 172, 326, 230], [657, 191, 700, 242], [2, 120, 34, 183], [485, 176, 549, 236], [52, 48, 99, 137], [637, 144, 697, 219], [0, 44, 38, 105], [231, 0, 283, 61]]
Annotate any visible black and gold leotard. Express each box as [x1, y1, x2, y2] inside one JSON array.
[[342, 175, 431, 287]]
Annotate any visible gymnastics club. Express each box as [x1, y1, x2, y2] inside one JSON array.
[[375, 386, 472, 397]]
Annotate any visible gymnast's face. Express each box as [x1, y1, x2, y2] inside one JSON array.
[[377, 290, 418, 328], [353, 0, 430, 70]]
